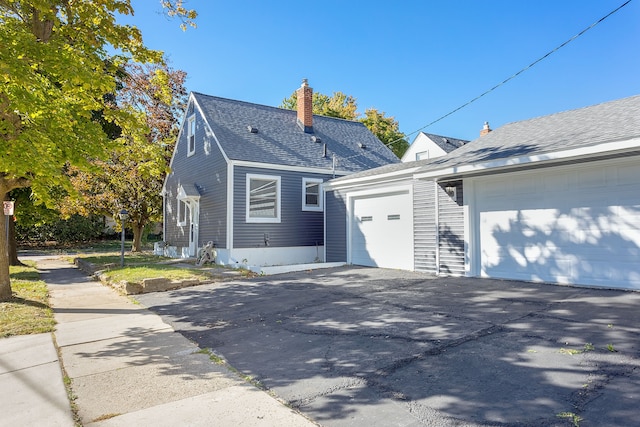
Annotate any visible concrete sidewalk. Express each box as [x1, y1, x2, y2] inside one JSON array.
[[2, 256, 316, 426]]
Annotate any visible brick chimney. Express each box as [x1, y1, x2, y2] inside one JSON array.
[[296, 79, 313, 133], [480, 121, 491, 136]]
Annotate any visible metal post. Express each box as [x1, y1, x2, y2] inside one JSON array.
[[4, 216, 8, 254], [120, 225, 125, 267], [119, 209, 128, 267]]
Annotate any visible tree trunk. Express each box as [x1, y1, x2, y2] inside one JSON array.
[[131, 222, 144, 252], [0, 191, 12, 301], [8, 214, 23, 266]]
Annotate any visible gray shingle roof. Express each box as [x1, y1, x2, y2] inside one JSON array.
[[192, 92, 399, 173], [420, 132, 468, 153], [330, 94, 640, 183]]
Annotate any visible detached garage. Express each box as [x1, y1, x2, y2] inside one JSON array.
[[326, 94, 640, 290]]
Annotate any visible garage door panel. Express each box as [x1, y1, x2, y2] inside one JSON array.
[[350, 191, 413, 270], [476, 162, 640, 289]]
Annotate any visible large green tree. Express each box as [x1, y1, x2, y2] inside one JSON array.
[[0, 1, 195, 301], [61, 62, 188, 252], [360, 108, 409, 158], [280, 90, 358, 120], [279, 89, 408, 158]]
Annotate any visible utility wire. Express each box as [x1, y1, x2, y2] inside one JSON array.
[[386, 0, 633, 149]]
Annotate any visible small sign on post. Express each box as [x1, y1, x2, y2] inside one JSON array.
[[3, 201, 14, 216], [4, 201, 14, 252]]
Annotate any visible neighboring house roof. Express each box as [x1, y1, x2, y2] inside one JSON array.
[[424, 132, 468, 152], [401, 132, 468, 162], [191, 92, 399, 173], [327, 94, 640, 186]]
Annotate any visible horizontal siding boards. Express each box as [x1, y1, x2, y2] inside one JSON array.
[[438, 180, 465, 275], [164, 103, 228, 249], [413, 180, 437, 273], [233, 166, 329, 249], [325, 190, 347, 262]]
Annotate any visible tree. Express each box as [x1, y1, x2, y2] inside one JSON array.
[[280, 91, 358, 120], [279, 89, 408, 158], [61, 62, 188, 252], [0, 1, 195, 300], [360, 108, 409, 158]]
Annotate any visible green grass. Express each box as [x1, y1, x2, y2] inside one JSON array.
[[78, 252, 167, 266], [0, 262, 55, 338], [100, 264, 213, 284]]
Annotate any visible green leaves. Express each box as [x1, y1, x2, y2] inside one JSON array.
[[279, 89, 408, 158]]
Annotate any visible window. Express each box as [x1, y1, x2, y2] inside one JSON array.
[[177, 199, 189, 226], [246, 174, 281, 223], [302, 178, 323, 211], [416, 150, 429, 160], [187, 115, 196, 156]]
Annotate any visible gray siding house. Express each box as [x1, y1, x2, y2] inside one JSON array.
[[162, 80, 398, 267], [324, 94, 640, 290]]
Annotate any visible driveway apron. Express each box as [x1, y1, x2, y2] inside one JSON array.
[[136, 266, 640, 427]]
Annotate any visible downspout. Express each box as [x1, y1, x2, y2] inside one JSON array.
[[323, 188, 327, 263], [434, 180, 440, 276], [161, 190, 166, 243], [226, 162, 234, 263]]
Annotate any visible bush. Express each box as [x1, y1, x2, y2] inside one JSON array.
[[16, 214, 106, 244]]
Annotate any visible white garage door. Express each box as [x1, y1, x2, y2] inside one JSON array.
[[350, 191, 413, 270], [474, 160, 640, 289]]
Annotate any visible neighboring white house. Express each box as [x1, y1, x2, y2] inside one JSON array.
[[400, 131, 468, 162], [325, 95, 640, 290]]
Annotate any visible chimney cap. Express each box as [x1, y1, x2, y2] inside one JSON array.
[[301, 78, 309, 87], [480, 121, 492, 136]]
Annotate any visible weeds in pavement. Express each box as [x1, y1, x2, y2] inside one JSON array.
[[559, 343, 595, 356], [557, 411, 583, 426]]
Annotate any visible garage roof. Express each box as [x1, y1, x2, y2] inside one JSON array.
[[328, 94, 640, 186]]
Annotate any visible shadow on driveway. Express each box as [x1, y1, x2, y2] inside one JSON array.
[[135, 266, 640, 427]]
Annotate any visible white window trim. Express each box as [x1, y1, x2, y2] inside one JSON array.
[[177, 199, 189, 226], [302, 177, 324, 212], [416, 150, 429, 161], [246, 173, 281, 223], [187, 115, 196, 157]]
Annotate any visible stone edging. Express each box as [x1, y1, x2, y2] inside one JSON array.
[[74, 258, 205, 295]]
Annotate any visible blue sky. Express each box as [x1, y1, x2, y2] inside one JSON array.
[[122, 0, 640, 143]]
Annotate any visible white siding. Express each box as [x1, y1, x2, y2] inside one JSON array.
[[471, 158, 640, 289], [350, 189, 413, 270]]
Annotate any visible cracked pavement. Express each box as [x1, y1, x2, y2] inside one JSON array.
[[136, 266, 640, 427]]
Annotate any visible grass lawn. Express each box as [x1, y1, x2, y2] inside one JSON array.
[[0, 262, 55, 338], [75, 248, 228, 284], [100, 263, 215, 284]]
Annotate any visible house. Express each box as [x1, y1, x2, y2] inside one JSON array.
[[400, 131, 469, 162], [324, 94, 640, 290], [162, 80, 399, 267]]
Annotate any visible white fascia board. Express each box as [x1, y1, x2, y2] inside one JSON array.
[[231, 160, 351, 176], [323, 166, 421, 191], [414, 136, 640, 180], [163, 96, 192, 193], [192, 95, 231, 164]]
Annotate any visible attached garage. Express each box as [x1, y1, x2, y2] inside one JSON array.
[[470, 158, 640, 289], [349, 189, 414, 270], [325, 94, 640, 290]]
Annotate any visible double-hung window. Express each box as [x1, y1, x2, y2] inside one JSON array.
[[187, 115, 196, 156], [246, 174, 281, 223], [302, 178, 323, 211], [177, 199, 189, 226]]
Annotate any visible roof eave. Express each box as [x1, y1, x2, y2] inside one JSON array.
[[414, 136, 640, 180]]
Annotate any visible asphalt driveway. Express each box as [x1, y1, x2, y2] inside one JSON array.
[[136, 266, 640, 427]]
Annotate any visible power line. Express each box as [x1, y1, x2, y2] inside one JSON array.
[[388, 0, 633, 148]]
